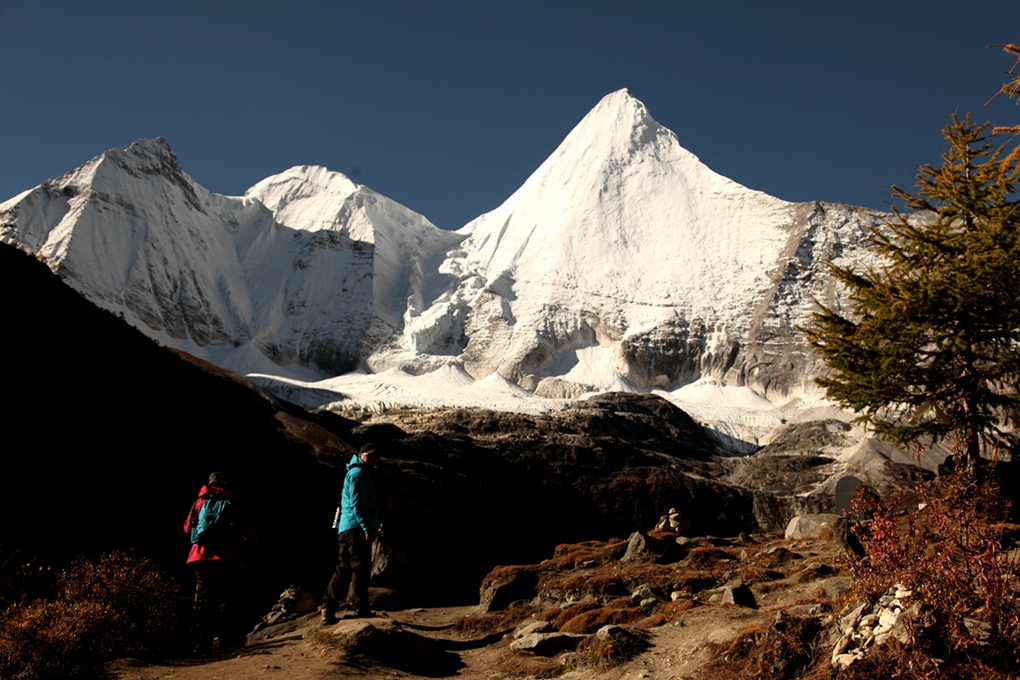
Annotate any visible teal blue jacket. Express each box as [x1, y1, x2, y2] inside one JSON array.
[[337, 454, 380, 535]]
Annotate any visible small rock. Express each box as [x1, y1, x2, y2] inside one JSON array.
[[479, 567, 539, 613], [721, 584, 757, 609], [964, 618, 992, 645], [707, 627, 739, 644], [596, 625, 621, 640], [832, 652, 859, 670], [832, 632, 851, 656], [515, 620, 552, 639], [839, 603, 868, 634], [823, 576, 853, 601], [630, 583, 660, 601], [839, 599, 868, 618], [878, 608, 900, 630]]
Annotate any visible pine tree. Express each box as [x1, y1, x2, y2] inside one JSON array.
[[806, 115, 1020, 462]]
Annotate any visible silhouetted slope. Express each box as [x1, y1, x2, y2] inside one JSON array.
[[0, 242, 350, 599]]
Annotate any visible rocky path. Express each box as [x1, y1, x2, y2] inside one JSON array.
[[109, 606, 509, 680], [109, 598, 807, 680], [110, 532, 847, 680]]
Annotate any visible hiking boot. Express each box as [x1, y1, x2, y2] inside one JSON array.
[[192, 639, 214, 655], [321, 608, 338, 625], [214, 634, 245, 650]]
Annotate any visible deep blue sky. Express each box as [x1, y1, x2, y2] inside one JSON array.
[[2, 1, 1018, 230]]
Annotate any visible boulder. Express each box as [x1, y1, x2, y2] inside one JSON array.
[[478, 566, 541, 613], [721, 584, 757, 609], [322, 617, 462, 675], [785, 513, 840, 539], [510, 632, 585, 655], [622, 532, 649, 560]]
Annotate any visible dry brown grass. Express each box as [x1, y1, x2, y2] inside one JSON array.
[[453, 604, 539, 636], [683, 547, 738, 569], [553, 601, 600, 629], [737, 564, 786, 584], [558, 607, 646, 634], [707, 614, 824, 680], [572, 627, 651, 670], [0, 552, 185, 680]]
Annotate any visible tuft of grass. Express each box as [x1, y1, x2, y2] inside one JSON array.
[[572, 627, 651, 670], [682, 547, 738, 569], [708, 614, 824, 680], [553, 601, 600, 629], [558, 607, 645, 634], [453, 604, 538, 636]]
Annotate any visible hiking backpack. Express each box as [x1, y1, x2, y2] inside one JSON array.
[[192, 496, 237, 554]]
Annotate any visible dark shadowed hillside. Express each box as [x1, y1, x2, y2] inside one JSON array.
[[1, 241, 772, 608], [0, 243, 352, 603]]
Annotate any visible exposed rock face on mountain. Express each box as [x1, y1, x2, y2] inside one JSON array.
[[0, 90, 884, 409]]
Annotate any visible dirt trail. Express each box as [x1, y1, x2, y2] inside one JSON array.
[[111, 534, 843, 680], [110, 606, 508, 680], [110, 600, 796, 680]]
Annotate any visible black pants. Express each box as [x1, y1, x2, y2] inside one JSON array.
[[322, 529, 371, 613], [192, 561, 240, 647]]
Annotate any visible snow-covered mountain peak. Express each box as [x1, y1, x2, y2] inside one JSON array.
[[246, 165, 359, 218], [384, 91, 882, 405], [2, 93, 886, 421], [452, 90, 794, 317]]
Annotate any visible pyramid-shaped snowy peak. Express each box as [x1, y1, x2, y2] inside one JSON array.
[[452, 89, 794, 314]]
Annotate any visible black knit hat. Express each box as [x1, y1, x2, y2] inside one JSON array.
[[208, 471, 230, 486]]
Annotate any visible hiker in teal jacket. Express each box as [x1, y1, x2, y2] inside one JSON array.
[[336, 451, 380, 536], [322, 446, 381, 623]]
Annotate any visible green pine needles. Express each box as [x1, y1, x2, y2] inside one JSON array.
[[806, 115, 1020, 461]]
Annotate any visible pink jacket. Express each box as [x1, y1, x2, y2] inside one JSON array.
[[183, 484, 245, 564]]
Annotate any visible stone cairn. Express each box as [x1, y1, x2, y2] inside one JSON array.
[[654, 508, 691, 533], [831, 583, 920, 670]]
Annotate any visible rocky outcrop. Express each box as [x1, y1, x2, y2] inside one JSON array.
[[784, 514, 840, 539]]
